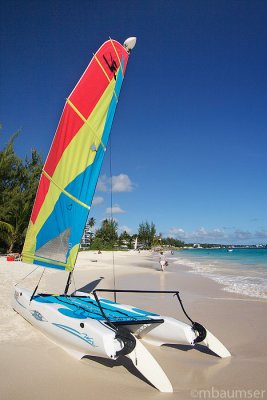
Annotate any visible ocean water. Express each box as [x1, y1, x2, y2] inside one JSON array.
[[171, 248, 267, 299]]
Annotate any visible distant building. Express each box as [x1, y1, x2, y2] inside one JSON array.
[[80, 221, 94, 249]]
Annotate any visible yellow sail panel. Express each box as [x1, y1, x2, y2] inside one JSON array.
[[22, 39, 131, 270]]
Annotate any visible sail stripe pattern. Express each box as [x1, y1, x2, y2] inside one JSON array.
[[22, 39, 129, 270]]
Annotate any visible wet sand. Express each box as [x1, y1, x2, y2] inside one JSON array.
[[0, 251, 266, 399]]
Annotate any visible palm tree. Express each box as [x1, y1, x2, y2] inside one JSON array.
[[87, 217, 96, 245], [88, 217, 96, 230], [95, 218, 118, 247], [0, 221, 14, 252]]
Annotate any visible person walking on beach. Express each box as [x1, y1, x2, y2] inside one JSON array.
[[159, 251, 167, 271]]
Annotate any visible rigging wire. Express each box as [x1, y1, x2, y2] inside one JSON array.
[[30, 267, 45, 303], [15, 266, 40, 286], [109, 134, 117, 303], [72, 272, 77, 294]]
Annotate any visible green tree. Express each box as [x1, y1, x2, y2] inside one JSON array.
[[86, 217, 96, 245], [0, 221, 14, 251], [118, 230, 131, 248], [138, 221, 156, 248], [89, 237, 103, 251], [88, 217, 96, 230], [0, 133, 43, 253], [92, 218, 118, 249], [161, 237, 185, 248]]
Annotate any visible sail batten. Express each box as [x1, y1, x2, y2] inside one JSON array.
[[22, 39, 131, 270], [42, 170, 91, 210], [109, 38, 124, 78], [93, 53, 119, 102], [66, 98, 106, 151]]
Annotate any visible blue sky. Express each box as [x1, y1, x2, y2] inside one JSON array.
[[1, 0, 266, 244]]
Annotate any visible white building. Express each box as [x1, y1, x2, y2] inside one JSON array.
[[80, 221, 94, 249]]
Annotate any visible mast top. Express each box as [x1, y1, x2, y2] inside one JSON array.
[[123, 37, 137, 53]]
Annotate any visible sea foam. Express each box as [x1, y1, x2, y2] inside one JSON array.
[[172, 252, 267, 300]]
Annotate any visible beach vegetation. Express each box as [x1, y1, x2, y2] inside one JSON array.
[[86, 219, 186, 251], [118, 230, 132, 248], [90, 218, 118, 250], [161, 237, 185, 248], [0, 221, 14, 250], [138, 221, 156, 248], [88, 217, 96, 230], [89, 237, 103, 251], [0, 131, 43, 253]]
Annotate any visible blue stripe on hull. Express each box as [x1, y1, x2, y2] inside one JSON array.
[[34, 295, 159, 322]]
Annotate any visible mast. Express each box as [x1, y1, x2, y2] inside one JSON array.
[[21, 37, 136, 273], [64, 271, 73, 295]]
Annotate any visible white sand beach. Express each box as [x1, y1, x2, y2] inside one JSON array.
[[0, 251, 266, 399]]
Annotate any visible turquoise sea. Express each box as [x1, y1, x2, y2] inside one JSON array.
[[172, 248, 267, 299]]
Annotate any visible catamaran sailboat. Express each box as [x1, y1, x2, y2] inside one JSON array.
[[13, 37, 230, 393]]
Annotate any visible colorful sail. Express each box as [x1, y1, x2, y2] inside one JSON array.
[[22, 38, 135, 270]]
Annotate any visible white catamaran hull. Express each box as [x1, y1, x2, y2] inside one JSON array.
[[13, 287, 124, 360], [12, 286, 230, 392]]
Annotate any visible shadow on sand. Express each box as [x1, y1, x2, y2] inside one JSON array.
[[82, 354, 154, 389], [162, 343, 221, 357]]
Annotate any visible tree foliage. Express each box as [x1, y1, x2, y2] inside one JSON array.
[[88, 217, 96, 230], [91, 218, 118, 250], [161, 237, 185, 248], [138, 221, 156, 248], [118, 230, 132, 248], [0, 133, 43, 252]]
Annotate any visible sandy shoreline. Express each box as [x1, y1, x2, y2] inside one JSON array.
[[0, 251, 266, 399]]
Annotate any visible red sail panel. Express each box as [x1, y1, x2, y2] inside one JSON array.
[[31, 39, 129, 225]]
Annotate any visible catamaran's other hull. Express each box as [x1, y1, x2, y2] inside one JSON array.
[[12, 287, 230, 392]]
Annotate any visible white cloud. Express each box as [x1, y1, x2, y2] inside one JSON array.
[[168, 226, 226, 242], [193, 227, 226, 240], [92, 196, 104, 206], [169, 227, 185, 238], [96, 175, 109, 192], [168, 225, 267, 244], [106, 204, 125, 214], [111, 174, 133, 192], [254, 230, 267, 239], [96, 174, 134, 193], [232, 229, 253, 241]]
